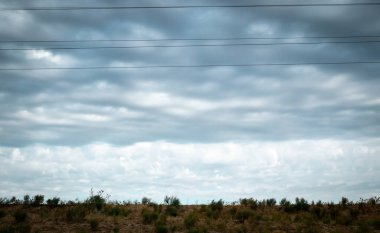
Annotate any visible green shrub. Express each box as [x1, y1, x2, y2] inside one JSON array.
[[234, 208, 253, 223], [142, 197, 151, 205], [16, 223, 31, 233], [239, 198, 258, 209], [165, 205, 178, 217], [209, 199, 224, 212], [188, 226, 208, 233], [164, 196, 180, 207], [112, 227, 120, 233], [265, 198, 276, 207], [46, 197, 60, 207], [32, 195, 44, 206], [13, 209, 27, 222], [85, 190, 108, 211], [23, 195, 31, 206], [142, 209, 159, 224], [155, 223, 168, 233], [184, 212, 198, 229], [0, 225, 15, 233], [89, 219, 99, 231], [0, 209, 6, 219], [295, 197, 310, 211], [66, 206, 86, 222]]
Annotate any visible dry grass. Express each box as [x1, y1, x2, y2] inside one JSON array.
[[0, 197, 379, 233]]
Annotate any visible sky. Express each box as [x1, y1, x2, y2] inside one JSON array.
[[0, 0, 380, 203]]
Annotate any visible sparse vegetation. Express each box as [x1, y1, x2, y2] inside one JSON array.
[[0, 192, 379, 232]]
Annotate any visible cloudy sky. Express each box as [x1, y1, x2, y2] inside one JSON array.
[[0, 0, 379, 203]]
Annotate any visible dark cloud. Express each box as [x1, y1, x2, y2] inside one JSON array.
[[0, 0, 379, 147]]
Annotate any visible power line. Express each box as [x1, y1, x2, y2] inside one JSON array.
[[1, 3, 380, 11], [1, 35, 380, 43], [1, 40, 380, 51], [1, 61, 379, 71]]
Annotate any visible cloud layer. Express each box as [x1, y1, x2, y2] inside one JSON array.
[[0, 0, 379, 201]]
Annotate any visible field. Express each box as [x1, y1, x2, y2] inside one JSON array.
[[0, 193, 379, 233]]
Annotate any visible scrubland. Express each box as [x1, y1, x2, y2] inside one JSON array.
[[0, 191, 379, 233]]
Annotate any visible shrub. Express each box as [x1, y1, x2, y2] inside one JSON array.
[[265, 198, 276, 207], [165, 205, 178, 217], [13, 209, 27, 222], [295, 197, 310, 211], [142, 209, 159, 224], [66, 206, 86, 222], [188, 227, 208, 233], [23, 195, 31, 206], [234, 208, 254, 223], [0, 225, 15, 233], [239, 198, 258, 209], [0, 209, 6, 219], [280, 198, 293, 212], [89, 219, 99, 231], [209, 199, 224, 212], [32, 195, 44, 206], [16, 223, 31, 233], [142, 197, 151, 205], [164, 196, 180, 207], [184, 212, 198, 229], [112, 227, 120, 233], [155, 223, 168, 233], [86, 190, 107, 211], [46, 197, 60, 207]]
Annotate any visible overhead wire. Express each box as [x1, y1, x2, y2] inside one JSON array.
[[1, 40, 380, 51], [1, 61, 379, 71], [1, 3, 380, 11], [1, 35, 380, 43]]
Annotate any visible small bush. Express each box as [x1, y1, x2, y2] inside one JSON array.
[[14, 209, 27, 222], [142, 197, 151, 205], [240, 198, 258, 209], [295, 197, 310, 211], [0, 225, 15, 233], [86, 190, 108, 211], [89, 219, 99, 231], [165, 205, 178, 217], [16, 223, 31, 233], [142, 209, 159, 224], [66, 206, 86, 222], [184, 212, 198, 229], [0, 209, 6, 219], [209, 199, 224, 212], [234, 208, 253, 223], [23, 195, 31, 206], [155, 223, 168, 233], [46, 197, 60, 207], [32, 195, 44, 206], [188, 226, 208, 233], [112, 227, 120, 233], [265, 198, 276, 207], [164, 196, 180, 207]]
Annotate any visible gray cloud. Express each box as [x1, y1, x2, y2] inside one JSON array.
[[0, 0, 379, 201]]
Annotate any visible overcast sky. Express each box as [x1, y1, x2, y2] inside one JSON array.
[[0, 0, 379, 203]]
